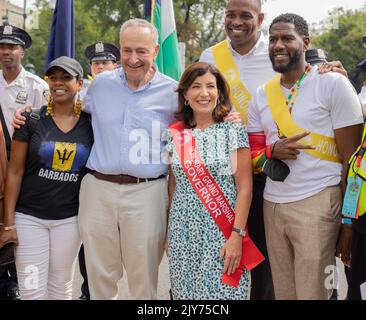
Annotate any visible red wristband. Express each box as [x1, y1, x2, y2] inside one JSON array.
[[265, 144, 272, 159]]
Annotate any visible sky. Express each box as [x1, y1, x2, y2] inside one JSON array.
[[262, 0, 366, 25], [10, 0, 366, 25]]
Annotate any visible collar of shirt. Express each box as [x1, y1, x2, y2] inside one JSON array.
[[0, 66, 27, 89], [226, 31, 267, 59], [119, 64, 159, 93]]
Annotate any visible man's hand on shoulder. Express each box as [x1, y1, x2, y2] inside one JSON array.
[[12, 105, 32, 129], [224, 112, 242, 124], [318, 61, 348, 78]]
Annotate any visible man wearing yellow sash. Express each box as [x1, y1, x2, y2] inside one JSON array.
[[247, 13, 364, 300], [200, 0, 276, 300]]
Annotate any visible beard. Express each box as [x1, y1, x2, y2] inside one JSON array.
[[270, 50, 302, 73]]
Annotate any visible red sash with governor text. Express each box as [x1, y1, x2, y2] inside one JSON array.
[[169, 121, 264, 288]]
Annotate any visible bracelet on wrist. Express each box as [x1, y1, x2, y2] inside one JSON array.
[[270, 141, 278, 160], [232, 227, 246, 237], [341, 218, 353, 225], [265, 144, 272, 159], [3, 225, 16, 231]]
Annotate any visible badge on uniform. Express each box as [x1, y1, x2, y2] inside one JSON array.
[[15, 91, 28, 104], [3, 25, 13, 35], [42, 89, 49, 99], [95, 42, 104, 53], [342, 176, 362, 219]]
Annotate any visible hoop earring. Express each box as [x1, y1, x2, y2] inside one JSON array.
[[46, 96, 55, 116], [216, 98, 221, 106], [74, 93, 82, 117]]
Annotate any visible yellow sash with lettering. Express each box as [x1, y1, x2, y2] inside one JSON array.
[[212, 40, 252, 124], [264, 75, 341, 163]]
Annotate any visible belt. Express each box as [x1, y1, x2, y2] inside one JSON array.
[[88, 170, 166, 184]]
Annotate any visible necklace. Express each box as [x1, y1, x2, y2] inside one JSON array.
[[286, 63, 312, 114], [278, 63, 312, 138]]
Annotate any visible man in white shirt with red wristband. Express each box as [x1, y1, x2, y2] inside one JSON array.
[[247, 13, 364, 300]]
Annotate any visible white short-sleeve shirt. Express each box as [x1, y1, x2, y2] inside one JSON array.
[[0, 67, 49, 135], [200, 32, 276, 98], [359, 86, 366, 117], [247, 66, 364, 203], [359, 86, 366, 105]]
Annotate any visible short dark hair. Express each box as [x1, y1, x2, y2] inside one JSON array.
[[175, 62, 231, 128], [226, 0, 262, 12], [269, 13, 309, 37]]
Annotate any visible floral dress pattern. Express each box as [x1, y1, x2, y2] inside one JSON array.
[[165, 121, 250, 300]]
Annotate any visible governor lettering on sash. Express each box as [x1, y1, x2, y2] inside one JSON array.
[[169, 122, 264, 288]]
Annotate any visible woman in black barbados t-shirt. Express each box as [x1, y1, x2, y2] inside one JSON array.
[[1, 56, 93, 300]]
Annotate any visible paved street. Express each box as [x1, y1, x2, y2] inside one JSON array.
[[72, 254, 171, 300], [72, 255, 348, 300]]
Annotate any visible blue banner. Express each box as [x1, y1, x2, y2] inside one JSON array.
[[45, 0, 75, 71], [144, 0, 162, 19]]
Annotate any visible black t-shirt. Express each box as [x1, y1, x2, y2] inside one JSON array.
[[12, 107, 93, 220]]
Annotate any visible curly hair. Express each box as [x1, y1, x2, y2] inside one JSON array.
[[175, 62, 232, 128], [269, 13, 309, 37]]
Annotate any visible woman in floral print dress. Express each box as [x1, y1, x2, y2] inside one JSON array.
[[166, 62, 253, 300]]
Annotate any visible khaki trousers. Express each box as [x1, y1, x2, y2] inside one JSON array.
[[78, 174, 168, 300], [263, 186, 342, 300]]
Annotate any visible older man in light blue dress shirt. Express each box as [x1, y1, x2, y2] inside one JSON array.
[[78, 19, 177, 300]]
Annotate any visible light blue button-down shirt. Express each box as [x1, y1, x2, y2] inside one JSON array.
[[83, 67, 178, 178]]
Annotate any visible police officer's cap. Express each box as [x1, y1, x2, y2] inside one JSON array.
[[0, 25, 32, 48], [84, 42, 120, 63], [357, 60, 366, 72], [45, 56, 84, 78], [305, 48, 328, 65]]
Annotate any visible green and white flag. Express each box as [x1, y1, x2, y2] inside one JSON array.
[[145, 0, 182, 80]]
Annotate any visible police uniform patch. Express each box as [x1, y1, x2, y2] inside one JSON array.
[[95, 42, 104, 53], [3, 25, 13, 35], [15, 91, 28, 104], [42, 89, 49, 99]]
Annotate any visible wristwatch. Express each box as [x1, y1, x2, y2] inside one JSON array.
[[232, 227, 246, 237]]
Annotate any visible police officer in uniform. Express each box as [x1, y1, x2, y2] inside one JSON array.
[[0, 25, 48, 300], [77, 42, 120, 300], [85, 42, 119, 77], [81, 42, 120, 98], [0, 25, 48, 138], [305, 48, 328, 65]]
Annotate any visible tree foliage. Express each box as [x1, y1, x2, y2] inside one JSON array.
[[25, 0, 366, 86], [25, 0, 229, 76], [312, 7, 366, 90]]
